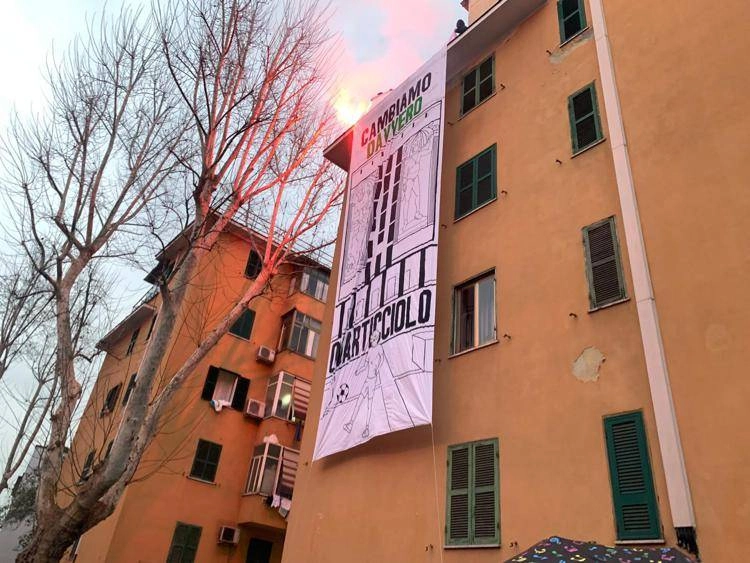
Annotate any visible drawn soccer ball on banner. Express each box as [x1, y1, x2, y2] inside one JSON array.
[[336, 384, 350, 404]]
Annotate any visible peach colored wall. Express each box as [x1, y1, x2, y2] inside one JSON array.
[[600, 1, 750, 560], [64, 229, 326, 562], [283, 3, 681, 562]]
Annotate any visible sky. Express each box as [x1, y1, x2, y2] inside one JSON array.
[[0, 0, 466, 489]]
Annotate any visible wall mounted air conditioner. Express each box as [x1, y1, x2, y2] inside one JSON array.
[[218, 525, 239, 545], [256, 345, 276, 364], [244, 399, 265, 419]]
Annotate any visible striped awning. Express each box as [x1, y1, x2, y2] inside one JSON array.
[[293, 378, 312, 420], [278, 448, 300, 497]]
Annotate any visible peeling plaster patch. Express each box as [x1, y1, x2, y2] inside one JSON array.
[[549, 28, 594, 64], [572, 346, 605, 382]]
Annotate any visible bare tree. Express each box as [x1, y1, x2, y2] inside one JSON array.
[[6, 1, 343, 561], [0, 8, 186, 562]]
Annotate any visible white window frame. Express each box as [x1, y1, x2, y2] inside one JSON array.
[[279, 310, 321, 359], [300, 268, 329, 302], [452, 271, 497, 354], [245, 443, 283, 495], [264, 372, 296, 420]]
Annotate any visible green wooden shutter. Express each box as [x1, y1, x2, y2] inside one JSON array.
[[446, 439, 500, 547], [583, 217, 626, 309], [200, 366, 219, 401], [446, 445, 471, 545], [472, 439, 500, 545], [168, 522, 202, 563], [230, 309, 255, 339], [604, 412, 661, 540]]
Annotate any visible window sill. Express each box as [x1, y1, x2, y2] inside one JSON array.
[[588, 297, 630, 313], [277, 348, 317, 362], [454, 196, 498, 223], [228, 332, 251, 342], [458, 90, 497, 120], [448, 339, 499, 359], [615, 539, 665, 545], [444, 543, 500, 549], [559, 26, 591, 48], [186, 476, 218, 486], [572, 137, 607, 158]]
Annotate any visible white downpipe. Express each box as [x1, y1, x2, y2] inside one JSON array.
[[588, 0, 696, 529]]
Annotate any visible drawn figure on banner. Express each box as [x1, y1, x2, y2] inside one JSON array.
[[343, 173, 376, 283], [343, 330, 385, 439], [400, 124, 437, 227]]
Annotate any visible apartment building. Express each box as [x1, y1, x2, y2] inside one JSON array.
[[61, 222, 330, 563], [282, 1, 750, 562]]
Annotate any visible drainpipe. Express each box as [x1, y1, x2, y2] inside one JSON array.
[[587, 0, 698, 555]]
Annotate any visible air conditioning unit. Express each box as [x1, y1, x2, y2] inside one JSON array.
[[244, 398, 265, 419], [256, 345, 276, 364], [218, 525, 239, 545]]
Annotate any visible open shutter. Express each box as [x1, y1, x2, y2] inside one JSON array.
[[604, 412, 661, 540], [584, 217, 626, 308], [293, 378, 312, 420], [472, 440, 500, 545], [231, 377, 250, 410], [446, 445, 471, 546], [201, 367, 219, 401]]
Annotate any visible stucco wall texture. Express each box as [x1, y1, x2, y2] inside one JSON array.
[[282, 2, 749, 563]]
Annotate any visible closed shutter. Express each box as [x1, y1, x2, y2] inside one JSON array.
[[604, 412, 661, 540], [473, 440, 500, 544], [231, 377, 250, 410], [446, 445, 471, 545], [229, 309, 255, 339], [278, 448, 300, 498], [293, 378, 312, 420], [200, 367, 219, 401], [583, 217, 626, 308]]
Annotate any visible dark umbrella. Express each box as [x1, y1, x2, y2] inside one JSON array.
[[505, 536, 697, 562]]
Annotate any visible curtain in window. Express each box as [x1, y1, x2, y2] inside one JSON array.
[[213, 371, 235, 404], [477, 276, 495, 345]]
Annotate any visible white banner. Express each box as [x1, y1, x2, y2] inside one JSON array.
[[314, 50, 446, 460]]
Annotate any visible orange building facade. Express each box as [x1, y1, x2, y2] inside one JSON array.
[[62, 224, 330, 563], [281, 1, 750, 562]]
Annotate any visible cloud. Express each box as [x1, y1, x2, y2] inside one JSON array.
[[328, 0, 464, 124]]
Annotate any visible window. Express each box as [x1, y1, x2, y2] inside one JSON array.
[[452, 272, 496, 354], [101, 383, 122, 416], [279, 310, 321, 358], [263, 372, 311, 422], [294, 267, 329, 302], [245, 250, 262, 278], [229, 309, 255, 340], [189, 439, 222, 482], [455, 145, 496, 219], [568, 82, 603, 153], [145, 314, 157, 340], [461, 56, 494, 115], [167, 522, 202, 563], [604, 412, 661, 540], [200, 366, 250, 410], [122, 373, 137, 406], [583, 217, 626, 309], [245, 444, 299, 498], [80, 451, 95, 481], [446, 439, 500, 547], [557, 0, 587, 43], [126, 328, 140, 355]]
